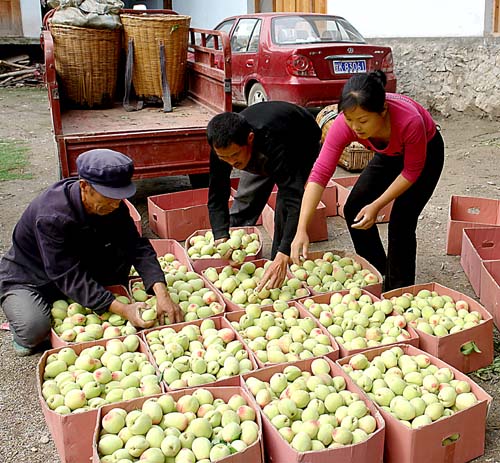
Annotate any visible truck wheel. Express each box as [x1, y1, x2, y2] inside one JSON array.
[[248, 83, 268, 105], [189, 173, 209, 189]]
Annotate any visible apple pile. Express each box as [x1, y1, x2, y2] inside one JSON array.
[[229, 303, 336, 364], [341, 346, 480, 429], [290, 252, 381, 293], [130, 274, 224, 325], [187, 228, 261, 263], [389, 290, 485, 339], [144, 319, 254, 389], [41, 335, 161, 415], [97, 389, 260, 462], [245, 358, 378, 451], [301, 287, 414, 352], [51, 296, 137, 343], [203, 261, 309, 309]]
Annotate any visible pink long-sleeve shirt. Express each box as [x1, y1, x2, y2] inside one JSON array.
[[309, 93, 437, 186]]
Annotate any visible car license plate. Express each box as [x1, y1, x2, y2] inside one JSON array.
[[333, 60, 367, 74]]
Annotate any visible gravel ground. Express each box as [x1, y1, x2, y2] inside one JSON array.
[[0, 87, 500, 463]]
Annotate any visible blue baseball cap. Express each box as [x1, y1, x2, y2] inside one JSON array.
[[76, 149, 136, 199]]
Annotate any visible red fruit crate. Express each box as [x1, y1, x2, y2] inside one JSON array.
[[480, 260, 500, 330], [124, 198, 142, 236], [149, 238, 193, 270], [460, 227, 500, 297], [446, 195, 500, 255], [382, 282, 494, 373]]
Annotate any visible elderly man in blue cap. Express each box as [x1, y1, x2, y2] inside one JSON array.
[[0, 148, 182, 356]]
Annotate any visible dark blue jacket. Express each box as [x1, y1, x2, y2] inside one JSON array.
[[0, 178, 164, 314]]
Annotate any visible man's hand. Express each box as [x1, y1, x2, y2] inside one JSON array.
[[214, 237, 232, 260], [109, 299, 155, 329], [152, 282, 183, 325], [290, 230, 310, 265], [255, 252, 289, 290], [351, 203, 380, 230]]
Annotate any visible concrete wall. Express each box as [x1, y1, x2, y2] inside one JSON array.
[[328, 0, 488, 37], [374, 37, 500, 119], [172, 0, 247, 29], [20, 0, 42, 38]]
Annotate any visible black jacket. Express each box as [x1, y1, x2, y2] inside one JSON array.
[[0, 178, 164, 314], [208, 101, 321, 256]]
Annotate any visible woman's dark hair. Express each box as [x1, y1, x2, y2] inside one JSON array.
[[338, 70, 387, 114], [207, 112, 252, 149]]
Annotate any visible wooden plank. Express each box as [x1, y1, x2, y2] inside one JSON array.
[[0, 0, 22, 36], [494, 0, 500, 33]]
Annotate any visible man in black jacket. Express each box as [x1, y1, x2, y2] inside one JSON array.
[[207, 101, 321, 290], [0, 149, 182, 356]]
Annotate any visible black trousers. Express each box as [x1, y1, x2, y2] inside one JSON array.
[[344, 130, 444, 291]]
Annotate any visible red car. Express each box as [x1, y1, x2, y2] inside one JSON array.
[[211, 12, 397, 108]]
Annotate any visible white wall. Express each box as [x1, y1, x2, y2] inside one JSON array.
[[172, 0, 247, 29], [20, 0, 42, 38], [327, 0, 486, 37]]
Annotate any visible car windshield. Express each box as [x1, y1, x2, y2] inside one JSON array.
[[272, 15, 366, 45]]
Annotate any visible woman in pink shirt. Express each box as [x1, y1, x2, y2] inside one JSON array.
[[291, 71, 444, 290]]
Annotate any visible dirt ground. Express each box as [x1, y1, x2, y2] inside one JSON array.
[[0, 86, 499, 463]]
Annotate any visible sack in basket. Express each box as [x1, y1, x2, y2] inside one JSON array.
[[120, 13, 191, 102], [49, 22, 121, 107]]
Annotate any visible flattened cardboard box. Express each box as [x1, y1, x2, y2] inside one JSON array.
[[460, 227, 500, 297], [446, 195, 500, 255], [185, 226, 263, 272], [337, 344, 492, 463], [92, 386, 265, 463], [382, 282, 493, 373], [240, 357, 385, 463], [37, 336, 161, 463]]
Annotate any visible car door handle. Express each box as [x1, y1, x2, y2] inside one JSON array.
[[245, 59, 254, 67]]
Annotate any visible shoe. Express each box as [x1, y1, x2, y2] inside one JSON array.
[[12, 340, 34, 357]]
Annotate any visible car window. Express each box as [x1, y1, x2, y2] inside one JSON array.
[[231, 18, 259, 53], [272, 15, 365, 45], [207, 19, 235, 49], [247, 20, 262, 53]]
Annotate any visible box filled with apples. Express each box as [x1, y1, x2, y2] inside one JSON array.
[[290, 250, 383, 297], [337, 344, 492, 463], [93, 386, 265, 463], [37, 335, 163, 463], [382, 283, 493, 373], [225, 301, 339, 367], [143, 317, 258, 391], [202, 259, 310, 312], [185, 227, 263, 273], [50, 285, 139, 348], [298, 288, 419, 358], [241, 357, 385, 462]]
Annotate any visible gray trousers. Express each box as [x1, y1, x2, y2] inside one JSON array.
[[1, 288, 52, 348]]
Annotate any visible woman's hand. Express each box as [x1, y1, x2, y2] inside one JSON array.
[[351, 203, 380, 230], [290, 230, 310, 265]]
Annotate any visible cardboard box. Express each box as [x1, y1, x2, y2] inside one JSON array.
[[37, 336, 160, 463], [333, 175, 393, 223], [185, 226, 263, 273], [147, 188, 233, 241], [480, 260, 500, 329], [322, 179, 338, 217], [225, 302, 340, 367], [337, 344, 493, 463], [93, 386, 265, 463], [230, 177, 263, 225], [299, 249, 383, 298], [149, 238, 193, 270], [124, 198, 142, 236], [382, 283, 494, 373], [446, 195, 500, 255], [202, 259, 310, 312], [50, 285, 131, 349], [141, 316, 258, 391], [460, 227, 500, 297], [262, 190, 328, 243], [241, 358, 385, 463], [296, 291, 420, 358]]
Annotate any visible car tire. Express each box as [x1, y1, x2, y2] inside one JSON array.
[[248, 83, 268, 105]]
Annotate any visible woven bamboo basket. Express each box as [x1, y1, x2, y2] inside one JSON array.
[[120, 13, 191, 101], [49, 23, 121, 108], [316, 104, 375, 172]]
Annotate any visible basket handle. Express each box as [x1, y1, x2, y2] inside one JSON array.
[[160, 42, 172, 113], [123, 38, 144, 112]]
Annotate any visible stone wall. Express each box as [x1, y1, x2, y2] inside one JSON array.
[[370, 37, 500, 119]]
